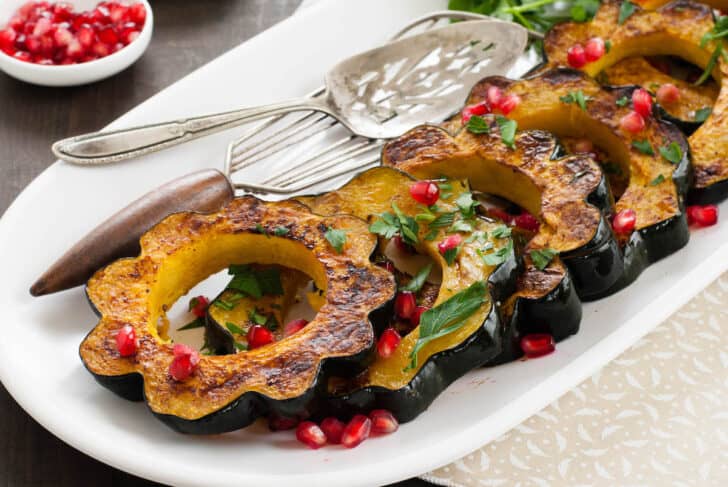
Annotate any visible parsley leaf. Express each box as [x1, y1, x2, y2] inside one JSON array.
[[233, 342, 248, 352], [443, 246, 460, 266], [225, 322, 245, 335], [618, 0, 636, 25], [496, 116, 517, 149], [178, 317, 204, 331], [400, 264, 433, 293], [491, 225, 512, 239], [649, 174, 665, 186], [324, 227, 347, 253], [255, 223, 269, 237], [257, 267, 283, 296], [429, 212, 457, 229], [481, 239, 513, 266], [273, 226, 289, 237], [392, 202, 419, 246], [616, 96, 629, 107], [694, 44, 723, 86], [406, 280, 488, 371], [449, 220, 474, 234], [529, 248, 558, 270], [694, 107, 712, 122], [560, 89, 592, 111], [466, 115, 490, 134], [659, 142, 683, 164], [455, 192, 478, 218], [369, 212, 400, 239], [249, 310, 268, 326], [632, 139, 655, 155], [228, 266, 262, 299]]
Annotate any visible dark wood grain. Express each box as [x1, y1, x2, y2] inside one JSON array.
[[0, 1, 432, 485]]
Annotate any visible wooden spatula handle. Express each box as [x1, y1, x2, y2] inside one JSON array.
[[30, 169, 234, 296]]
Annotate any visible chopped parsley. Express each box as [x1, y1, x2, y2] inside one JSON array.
[[694, 107, 712, 123], [632, 139, 655, 155], [481, 239, 513, 266], [455, 192, 478, 218], [466, 115, 490, 134], [369, 203, 419, 246], [559, 89, 592, 111], [659, 142, 682, 164], [400, 264, 433, 293], [491, 224, 512, 239], [529, 248, 558, 270], [273, 226, 290, 237], [615, 96, 629, 107], [649, 174, 666, 186], [177, 317, 204, 331], [225, 322, 245, 335], [324, 227, 347, 253], [618, 0, 636, 25], [496, 116, 517, 149]]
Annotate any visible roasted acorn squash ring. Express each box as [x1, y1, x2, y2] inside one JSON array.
[[543, 0, 728, 202], [80, 196, 395, 434], [461, 69, 691, 295], [299, 167, 520, 421], [383, 122, 619, 302]]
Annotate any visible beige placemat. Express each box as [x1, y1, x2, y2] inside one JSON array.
[[422, 272, 728, 486]]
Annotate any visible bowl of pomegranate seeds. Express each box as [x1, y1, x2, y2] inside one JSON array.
[[0, 0, 152, 86]]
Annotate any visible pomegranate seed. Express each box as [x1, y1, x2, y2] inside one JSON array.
[[632, 89, 653, 118], [32, 17, 52, 37], [584, 37, 605, 62], [53, 26, 72, 47], [567, 44, 587, 68], [295, 421, 327, 449], [91, 41, 109, 57], [24, 35, 41, 54], [656, 83, 680, 105], [320, 417, 345, 444], [520, 333, 555, 358], [92, 5, 110, 23], [619, 111, 645, 134], [514, 211, 540, 232], [487, 207, 515, 224], [341, 414, 372, 448], [169, 343, 200, 381], [115, 324, 137, 357], [97, 25, 118, 44], [377, 328, 402, 358], [129, 3, 147, 24], [52, 3, 73, 22], [394, 292, 416, 320], [392, 235, 414, 254], [461, 101, 489, 124], [687, 205, 718, 227], [0, 29, 18, 52], [65, 38, 83, 59], [109, 4, 129, 22], [268, 415, 299, 431], [411, 305, 428, 327], [612, 208, 637, 234], [77, 26, 95, 48], [283, 319, 308, 337], [369, 409, 399, 434], [438, 233, 462, 256], [497, 94, 521, 115], [9, 17, 24, 32], [486, 85, 503, 108], [572, 138, 594, 154], [247, 325, 274, 349], [189, 295, 209, 318], [13, 51, 31, 62], [409, 180, 440, 206]]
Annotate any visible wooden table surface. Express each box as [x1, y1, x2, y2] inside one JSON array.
[[0, 2, 432, 485]]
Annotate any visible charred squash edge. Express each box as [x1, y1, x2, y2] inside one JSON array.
[[80, 196, 395, 434], [460, 69, 691, 297], [542, 0, 728, 202]]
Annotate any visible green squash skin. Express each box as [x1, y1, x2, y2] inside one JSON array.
[[318, 248, 520, 424], [81, 247, 395, 435], [688, 178, 728, 204]]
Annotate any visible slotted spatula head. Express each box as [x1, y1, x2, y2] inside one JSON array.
[[322, 18, 528, 140]]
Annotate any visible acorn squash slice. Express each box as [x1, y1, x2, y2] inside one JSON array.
[[543, 0, 728, 202], [80, 197, 395, 434], [458, 69, 691, 295], [384, 122, 619, 303], [603, 57, 719, 134], [299, 167, 520, 421]]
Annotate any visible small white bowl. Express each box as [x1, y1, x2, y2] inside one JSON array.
[[0, 0, 153, 87]]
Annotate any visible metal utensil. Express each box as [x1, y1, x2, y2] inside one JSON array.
[[32, 13, 531, 296], [52, 17, 528, 166]]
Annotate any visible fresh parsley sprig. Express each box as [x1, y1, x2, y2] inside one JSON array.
[[406, 280, 488, 370]]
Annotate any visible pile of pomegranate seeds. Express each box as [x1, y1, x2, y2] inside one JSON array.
[[0, 1, 146, 65], [294, 410, 399, 449]]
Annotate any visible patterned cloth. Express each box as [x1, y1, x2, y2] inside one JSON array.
[[423, 272, 728, 486]]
